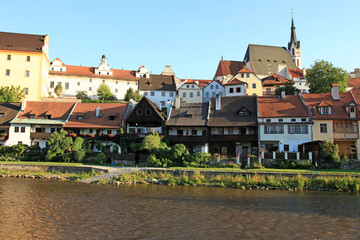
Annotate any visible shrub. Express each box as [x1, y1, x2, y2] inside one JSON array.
[[73, 150, 86, 162], [96, 152, 106, 164], [320, 141, 340, 165], [147, 154, 162, 167]]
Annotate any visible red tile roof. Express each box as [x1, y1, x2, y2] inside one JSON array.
[[288, 69, 304, 79], [223, 78, 246, 85], [214, 60, 246, 77], [18, 102, 75, 120], [302, 92, 359, 120], [180, 79, 212, 88], [49, 64, 139, 81], [262, 73, 292, 86], [238, 67, 252, 73], [258, 95, 309, 117], [348, 78, 360, 88], [64, 103, 128, 129]]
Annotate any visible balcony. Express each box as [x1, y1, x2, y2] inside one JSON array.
[[30, 132, 53, 139], [333, 132, 359, 140], [209, 134, 258, 142], [167, 134, 209, 143]]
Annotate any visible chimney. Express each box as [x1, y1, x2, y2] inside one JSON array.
[[302, 68, 306, 77], [21, 97, 27, 111], [175, 95, 181, 109], [331, 84, 339, 101], [95, 107, 101, 117], [216, 94, 221, 111], [281, 91, 285, 99], [146, 72, 150, 78]]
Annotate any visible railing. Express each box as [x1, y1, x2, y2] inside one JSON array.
[[333, 132, 359, 140], [30, 132, 53, 139]]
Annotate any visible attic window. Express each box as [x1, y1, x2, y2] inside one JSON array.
[[146, 81, 152, 85], [109, 115, 116, 120], [275, 78, 279, 82], [30, 114, 35, 119], [0, 113, 4, 117], [145, 109, 151, 116], [46, 115, 52, 119], [137, 109, 142, 116], [319, 106, 331, 115], [350, 107, 355, 113], [161, 82, 166, 86], [77, 115, 84, 120], [274, 60, 277, 63], [186, 114, 193, 118]]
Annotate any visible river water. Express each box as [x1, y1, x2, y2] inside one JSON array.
[[1, 178, 360, 239]]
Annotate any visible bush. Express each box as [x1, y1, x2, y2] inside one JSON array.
[[320, 141, 340, 165], [267, 159, 312, 169], [73, 150, 86, 162], [147, 154, 162, 167], [96, 152, 106, 164]]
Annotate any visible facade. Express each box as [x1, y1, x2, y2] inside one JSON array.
[[0, 103, 21, 145], [213, 60, 246, 83], [303, 85, 360, 159], [178, 79, 211, 103], [49, 56, 139, 100], [262, 73, 293, 95], [223, 79, 246, 97], [6, 101, 75, 148], [229, 67, 263, 96], [0, 31, 50, 101], [203, 80, 225, 103], [258, 95, 312, 152]]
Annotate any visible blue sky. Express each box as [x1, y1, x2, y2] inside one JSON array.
[[1, 0, 359, 79]]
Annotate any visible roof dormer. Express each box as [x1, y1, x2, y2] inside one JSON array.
[[136, 65, 149, 78], [345, 102, 357, 119], [237, 106, 250, 116], [95, 54, 113, 76]]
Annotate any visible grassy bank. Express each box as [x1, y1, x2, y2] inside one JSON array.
[[0, 169, 103, 181], [0, 161, 85, 166], [105, 171, 360, 192]]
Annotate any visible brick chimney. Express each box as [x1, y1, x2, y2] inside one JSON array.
[[331, 84, 339, 101]]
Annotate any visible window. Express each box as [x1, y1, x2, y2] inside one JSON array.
[[25, 70, 30, 77], [21, 127, 25, 133], [107, 130, 112, 134], [169, 92, 174, 97], [197, 91, 200, 97], [109, 115, 116, 120], [210, 85, 214, 89], [50, 81, 55, 88], [212, 92, 216, 97], [89, 87, 92, 91], [278, 119, 283, 122], [229, 88, 234, 93], [205, 92, 209, 98], [6, 69, 10, 76], [7, 55, 11, 60], [57, 82, 62, 86], [288, 125, 308, 134], [236, 87, 241, 93], [89, 79, 92, 82], [266, 119, 271, 123], [215, 85, 219, 89], [191, 85, 194, 89], [350, 107, 355, 113], [266, 88, 271, 93], [137, 109, 142, 116], [319, 107, 331, 115], [115, 89, 118, 93], [15, 127, 19, 132], [291, 119, 296, 122], [301, 118, 307, 122], [160, 101, 165, 106], [60, 68, 63, 72], [183, 92, 186, 98], [46, 114, 51, 119], [284, 144, 289, 152], [241, 74, 244, 78], [145, 109, 151, 116], [26, 56, 31, 62], [162, 92, 166, 97], [252, 83, 256, 88], [150, 91, 155, 96], [65, 82, 69, 89], [77, 115, 83, 120], [186, 85, 190, 89], [116, 81, 118, 84], [0, 113, 4, 117], [144, 92, 148, 96], [30, 114, 35, 118], [102, 80, 105, 83], [89, 129, 93, 133], [238, 110, 249, 116], [127, 82, 130, 85], [246, 73, 250, 78], [24, 88, 29, 95], [77, 82, 80, 86], [18, 141, 23, 145], [190, 92, 193, 98], [320, 123, 328, 133], [228, 127, 233, 135], [218, 128, 224, 135], [264, 125, 284, 134], [177, 129, 184, 135]]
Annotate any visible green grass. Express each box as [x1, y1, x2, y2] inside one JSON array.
[[0, 161, 85, 166]]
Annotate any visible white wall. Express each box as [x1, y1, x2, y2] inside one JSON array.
[[224, 85, 246, 97], [141, 90, 176, 110], [6, 124, 31, 146], [203, 81, 225, 102]]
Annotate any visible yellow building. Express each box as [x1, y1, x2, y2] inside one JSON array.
[[230, 68, 263, 96], [0, 31, 50, 101]]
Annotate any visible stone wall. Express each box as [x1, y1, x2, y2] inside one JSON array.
[[0, 164, 108, 173]]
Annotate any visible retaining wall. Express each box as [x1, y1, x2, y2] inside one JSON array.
[[0, 164, 108, 173]]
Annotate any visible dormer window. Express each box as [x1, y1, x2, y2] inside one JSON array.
[[0, 113, 4, 117], [237, 106, 250, 116], [319, 106, 331, 115], [77, 115, 84, 120], [46, 115, 52, 119], [30, 114, 35, 119], [350, 107, 355, 113], [109, 115, 116, 120]]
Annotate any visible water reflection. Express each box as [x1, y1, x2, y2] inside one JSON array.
[[1, 178, 360, 239]]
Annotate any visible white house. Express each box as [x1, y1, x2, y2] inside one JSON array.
[[223, 78, 246, 97], [203, 80, 225, 102]]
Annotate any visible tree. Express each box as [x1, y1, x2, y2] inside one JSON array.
[[45, 130, 73, 162], [54, 84, 63, 98], [275, 83, 300, 96], [0, 85, 25, 102], [306, 60, 348, 93], [76, 91, 89, 100], [124, 87, 142, 102], [97, 83, 114, 100]]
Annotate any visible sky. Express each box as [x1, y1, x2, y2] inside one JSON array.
[[1, 0, 359, 79]]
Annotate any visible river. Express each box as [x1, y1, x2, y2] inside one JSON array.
[[1, 178, 360, 239]]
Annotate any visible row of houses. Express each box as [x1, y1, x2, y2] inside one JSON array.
[[1, 85, 359, 160]]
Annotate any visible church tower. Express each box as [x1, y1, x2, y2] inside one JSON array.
[[288, 16, 301, 68]]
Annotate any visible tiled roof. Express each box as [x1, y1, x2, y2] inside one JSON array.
[[244, 44, 297, 76], [223, 78, 246, 86], [208, 96, 257, 127], [17, 101, 75, 120], [350, 87, 360, 103], [51, 58, 66, 66], [262, 73, 292, 86], [302, 92, 359, 120], [238, 67, 252, 73], [64, 103, 128, 129], [214, 60, 246, 77], [258, 95, 308, 118], [139, 74, 176, 91], [288, 68, 304, 79], [0, 103, 21, 127], [166, 103, 209, 126], [348, 78, 360, 88], [0, 31, 46, 52], [180, 79, 212, 88], [49, 64, 139, 81]]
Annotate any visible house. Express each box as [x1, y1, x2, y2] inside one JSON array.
[[0, 103, 21, 145], [228, 67, 263, 96], [48, 56, 139, 100], [303, 84, 360, 159], [203, 80, 225, 103], [223, 78, 246, 97], [63, 103, 129, 152], [213, 60, 246, 83], [258, 94, 312, 152], [0, 31, 50, 101], [207, 95, 258, 160], [350, 87, 360, 159], [6, 100, 76, 148], [166, 100, 209, 153], [124, 97, 167, 136], [178, 79, 211, 103], [262, 73, 293, 95], [276, 65, 309, 93]]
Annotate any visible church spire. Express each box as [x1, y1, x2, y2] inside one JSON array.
[[288, 14, 301, 68]]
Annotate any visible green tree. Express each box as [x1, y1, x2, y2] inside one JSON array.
[[320, 141, 340, 165], [275, 83, 300, 96], [0, 85, 25, 102], [76, 90, 89, 100], [54, 84, 63, 98], [306, 60, 348, 93], [142, 132, 162, 151], [72, 137, 84, 151], [124, 87, 142, 102], [97, 83, 114, 100], [45, 130, 73, 162]]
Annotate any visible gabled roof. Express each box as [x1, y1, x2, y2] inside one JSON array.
[[204, 80, 223, 89], [49, 64, 139, 81], [214, 60, 246, 77], [138, 74, 176, 91], [208, 96, 257, 127], [258, 95, 308, 118], [125, 97, 167, 125], [223, 78, 246, 86], [244, 44, 297, 76], [0, 103, 21, 127], [302, 92, 359, 120], [179, 79, 212, 88], [318, 100, 333, 107], [262, 73, 292, 86], [238, 67, 252, 73], [288, 68, 304, 79], [166, 103, 209, 127], [0, 31, 47, 53], [64, 103, 128, 129], [350, 87, 360, 103]]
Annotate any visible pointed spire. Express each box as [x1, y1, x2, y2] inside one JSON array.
[[290, 17, 297, 45]]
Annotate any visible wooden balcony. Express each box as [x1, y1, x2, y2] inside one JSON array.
[[209, 134, 258, 142], [167, 134, 209, 143], [333, 132, 359, 140], [30, 132, 53, 139]]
